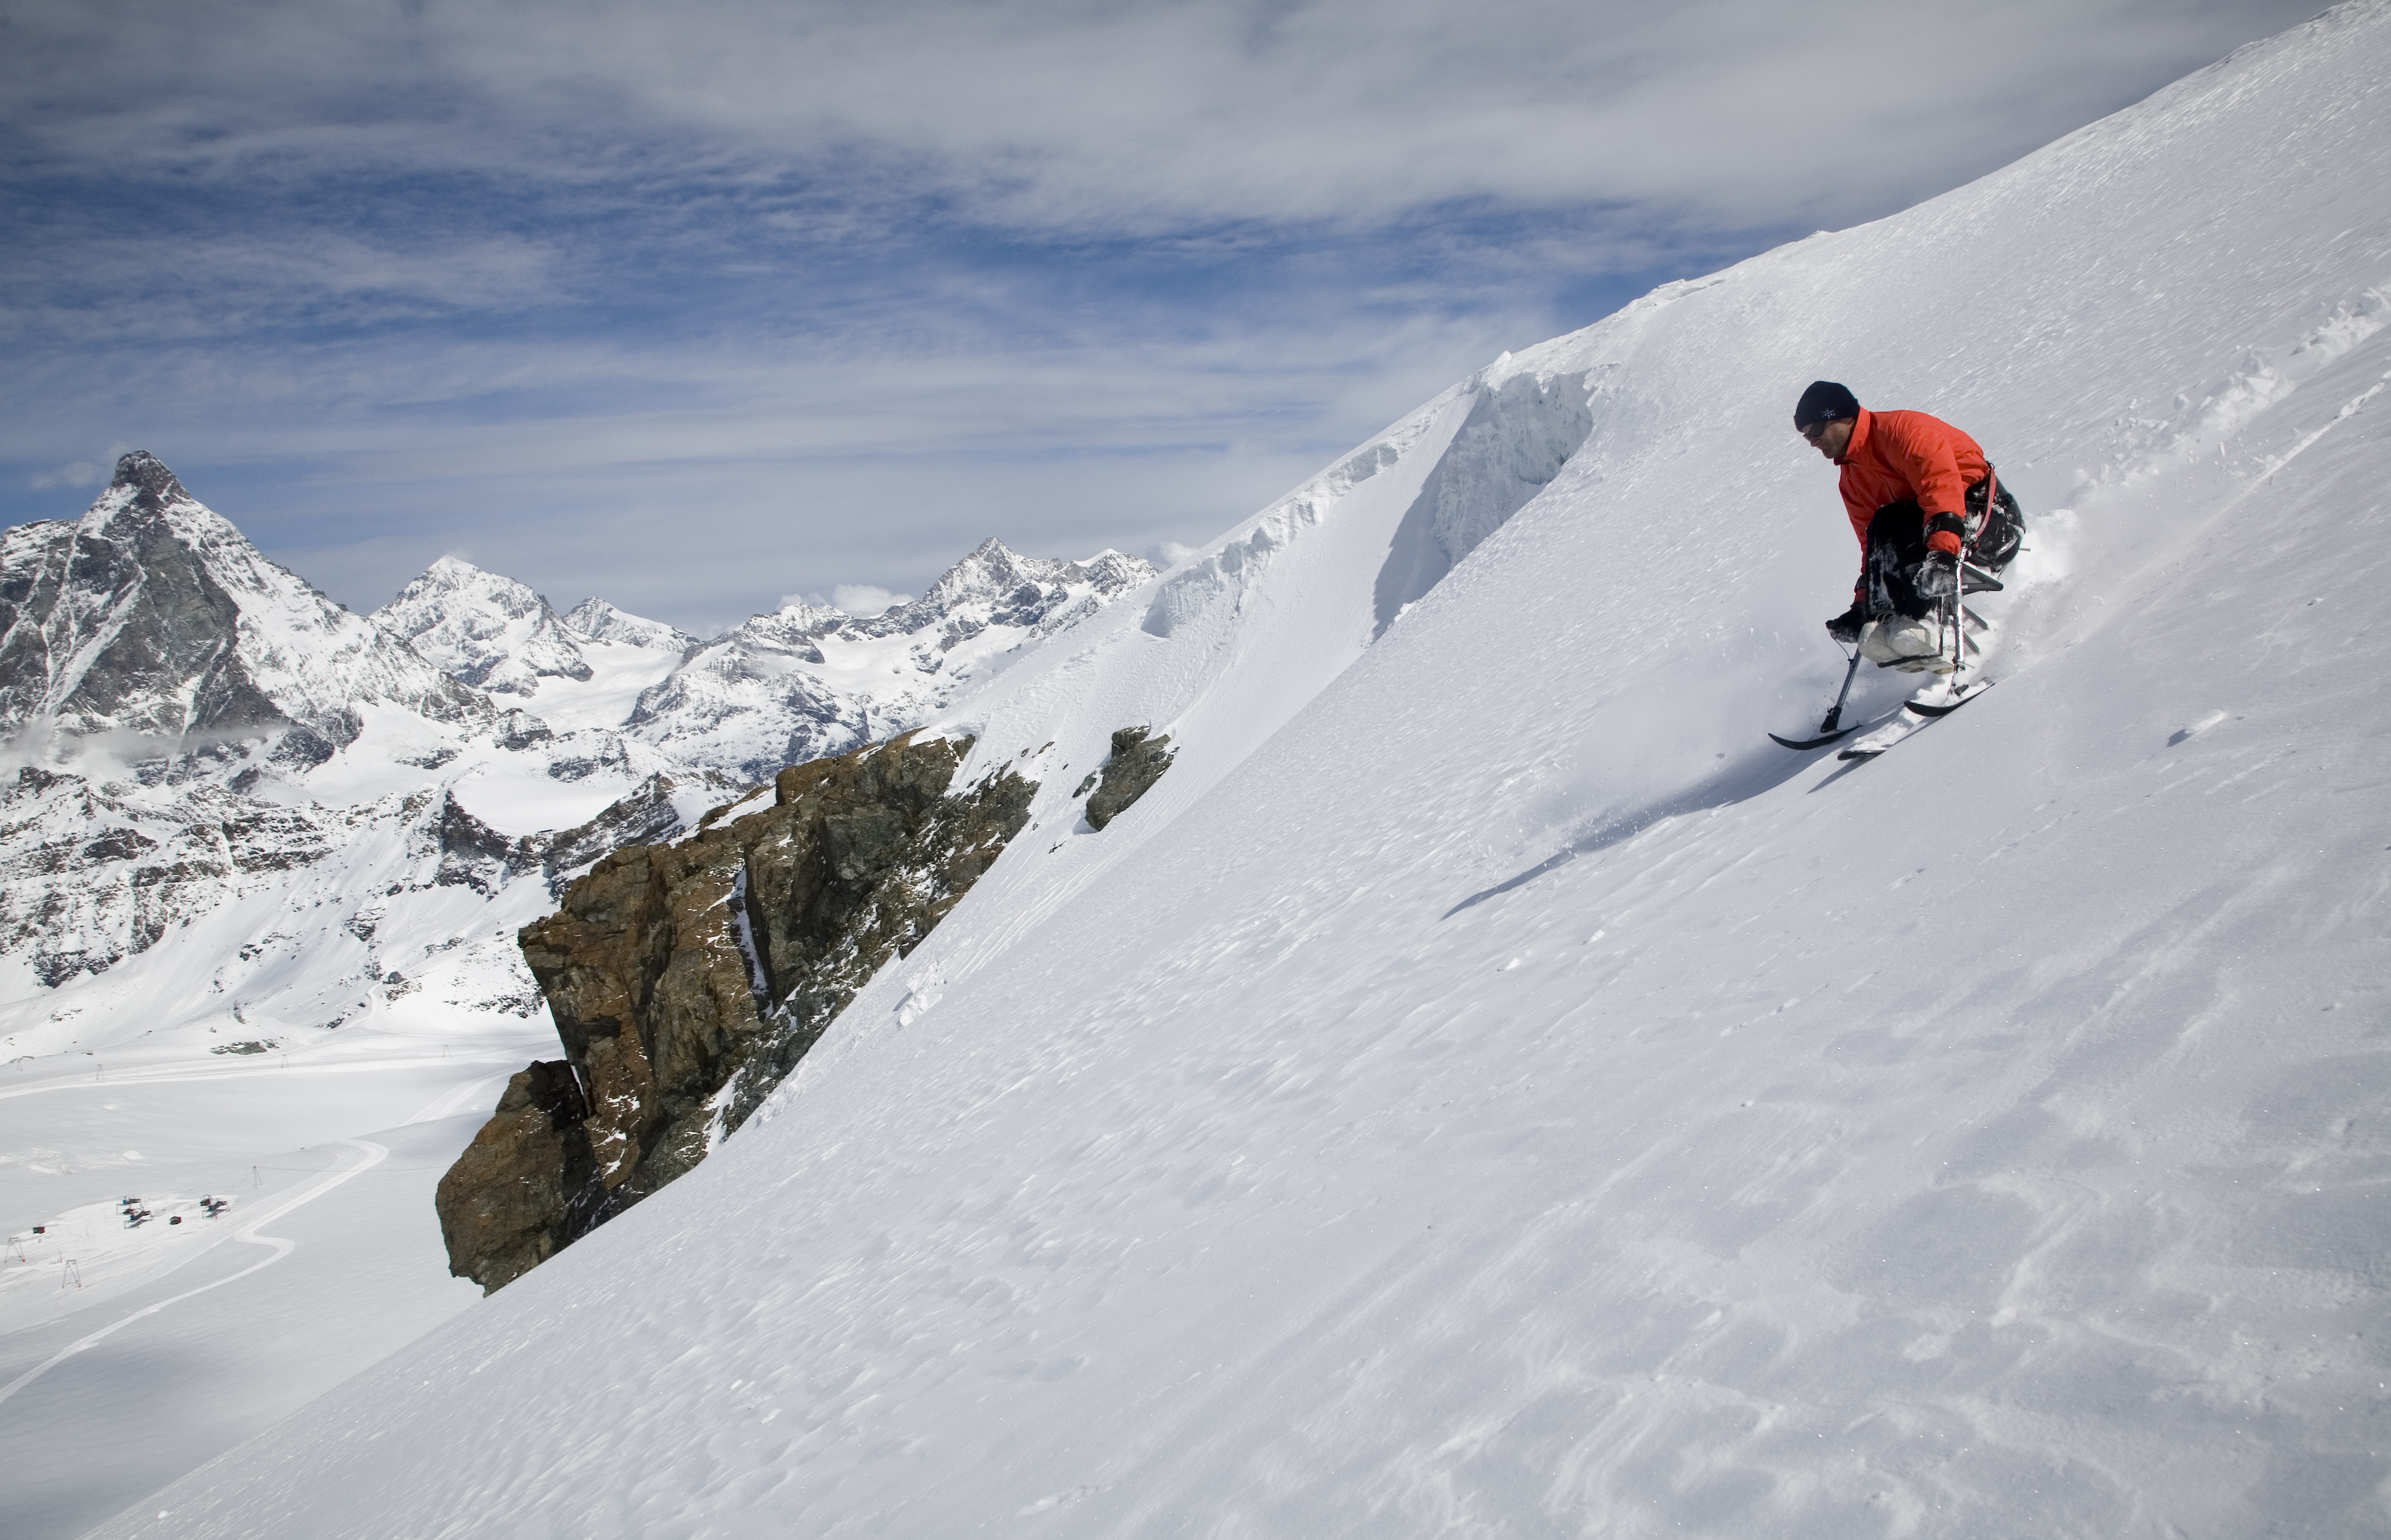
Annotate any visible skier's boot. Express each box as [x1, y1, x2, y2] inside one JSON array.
[[1860, 613, 1942, 669]]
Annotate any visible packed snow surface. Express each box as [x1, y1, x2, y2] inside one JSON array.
[[45, 5, 2391, 1535]]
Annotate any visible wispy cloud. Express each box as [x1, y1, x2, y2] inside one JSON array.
[[0, 0, 2327, 628], [9, 0, 2321, 226], [29, 459, 106, 492]]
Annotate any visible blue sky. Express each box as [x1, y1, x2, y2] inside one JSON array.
[[0, 0, 2327, 633]]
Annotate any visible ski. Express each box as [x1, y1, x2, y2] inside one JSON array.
[[1775, 630, 1990, 751], [1769, 725, 1856, 751], [1770, 704, 1902, 750], [1837, 681, 1992, 761], [1904, 678, 1994, 718], [1771, 646, 1868, 750]]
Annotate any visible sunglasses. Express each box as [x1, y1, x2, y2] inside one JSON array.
[[1798, 419, 1837, 444]]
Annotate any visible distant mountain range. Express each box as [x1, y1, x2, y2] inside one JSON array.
[[0, 451, 1153, 1060]]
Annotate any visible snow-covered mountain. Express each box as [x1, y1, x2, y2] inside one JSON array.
[[0, 466, 1161, 1056], [369, 559, 693, 735], [371, 556, 595, 699], [560, 595, 694, 652], [69, 3, 2391, 1535], [366, 541, 1156, 782], [0, 459, 739, 1033], [620, 539, 1156, 780], [0, 453, 484, 769]]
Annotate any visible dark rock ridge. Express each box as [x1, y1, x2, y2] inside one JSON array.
[[1084, 726, 1176, 831], [434, 769, 738, 899], [436, 731, 1036, 1292]]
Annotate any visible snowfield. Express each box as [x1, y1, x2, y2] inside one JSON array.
[[18, 2, 2391, 1535], [0, 482, 1156, 1534]]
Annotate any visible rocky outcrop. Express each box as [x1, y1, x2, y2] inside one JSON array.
[[437, 731, 1036, 1291], [1083, 726, 1176, 831], [432, 1061, 602, 1292]]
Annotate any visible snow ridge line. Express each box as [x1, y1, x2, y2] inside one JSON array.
[[0, 1137, 388, 1411]]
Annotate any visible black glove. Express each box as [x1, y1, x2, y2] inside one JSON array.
[[1825, 603, 1868, 645], [1915, 550, 1959, 602]]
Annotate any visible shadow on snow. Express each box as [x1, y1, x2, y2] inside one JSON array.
[[1442, 745, 1827, 919]]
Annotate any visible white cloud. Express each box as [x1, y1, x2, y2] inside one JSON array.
[[0, 0, 2329, 633], [28, 459, 102, 491], [774, 586, 909, 617], [830, 584, 906, 616], [26, 441, 132, 491], [1, 1, 2325, 236]]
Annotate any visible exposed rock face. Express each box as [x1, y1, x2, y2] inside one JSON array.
[[435, 769, 734, 899], [373, 557, 594, 696], [0, 764, 335, 986], [1084, 726, 1176, 831], [0, 452, 482, 765], [432, 1061, 601, 1292], [437, 731, 1036, 1291]]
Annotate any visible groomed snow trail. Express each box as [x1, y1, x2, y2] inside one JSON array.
[[0, 1138, 386, 1411], [94, 7, 2391, 1538], [0, 1049, 517, 1539]]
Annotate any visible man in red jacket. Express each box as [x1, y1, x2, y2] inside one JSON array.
[[1794, 380, 2022, 669]]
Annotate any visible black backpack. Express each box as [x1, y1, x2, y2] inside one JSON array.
[[1964, 472, 2025, 572]]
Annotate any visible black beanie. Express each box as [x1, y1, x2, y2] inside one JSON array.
[[1793, 380, 1860, 431]]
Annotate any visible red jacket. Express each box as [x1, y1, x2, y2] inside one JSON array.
[[1836, 407, 1989, 559]]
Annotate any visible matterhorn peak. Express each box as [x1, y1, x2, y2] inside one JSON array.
[[3, 458, 484, 760], [76, 449, 214, 541], [107, 448, 189, 507]]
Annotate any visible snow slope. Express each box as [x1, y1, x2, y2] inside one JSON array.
[[77, 5, 2391, 1535], [0, 472, 740, 1537]]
